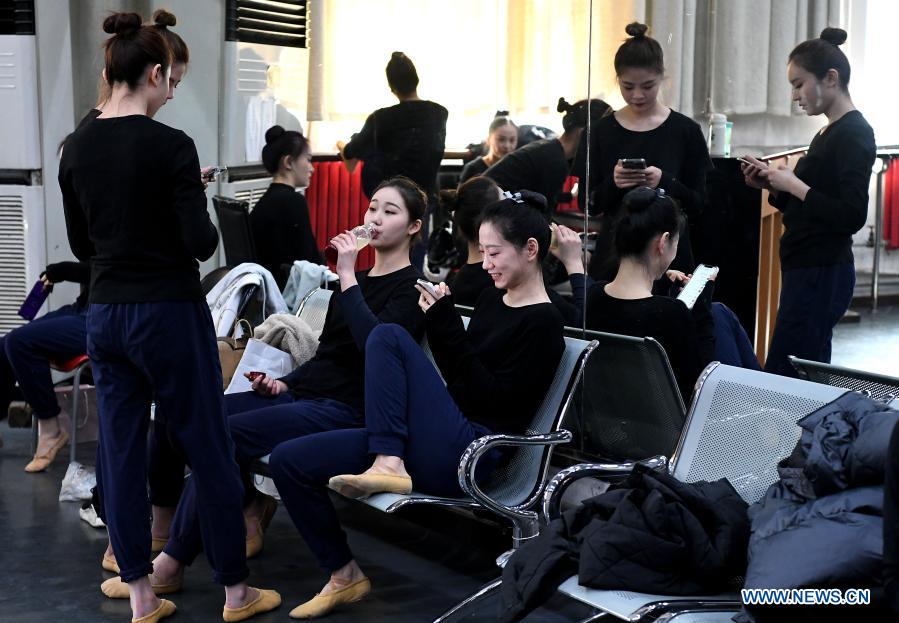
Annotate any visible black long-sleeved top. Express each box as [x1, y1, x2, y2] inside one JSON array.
[[451, 262, 582, 327], [459, 157, 489, 183], [343, 100, 448, 197], [425, 288, 564, 435], [584, 279, 714, 400], [59, 115, 218, 303], [772, 110, 876, 270], [585, 110, 710, 279], [280, 266, 424, 413], [249, 183, 323, 289], [42, 261, 91, 308], [484, 139, 568, 214]]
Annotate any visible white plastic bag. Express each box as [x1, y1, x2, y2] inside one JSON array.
[[59, 461, 96, 502], [225, 338, 293, 395]]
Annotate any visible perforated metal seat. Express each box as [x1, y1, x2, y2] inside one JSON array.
[[294, 287, 333, 332], [560, 329, 685, 463], [255, 334, 596, 553], [436, 363, 861, 623], [790, 355, 899, 403]]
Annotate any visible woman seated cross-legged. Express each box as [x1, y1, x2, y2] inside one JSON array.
[[110, 177, 428, 599], [264, 195, 565, 618], [550, 186, 759, 401]]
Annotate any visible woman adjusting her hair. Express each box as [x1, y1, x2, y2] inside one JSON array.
[[741, 27, 875, 378]]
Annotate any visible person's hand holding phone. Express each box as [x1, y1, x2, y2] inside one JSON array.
[[245, 371, 288, 396], [416, 280, 450, 313], [613, 159, 647, 189], [739, 156, 772, 191]]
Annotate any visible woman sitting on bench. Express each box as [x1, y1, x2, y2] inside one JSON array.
[[265, 194, 565, 618], [551, 186, 758, 400], [136, 177, 428, 599]]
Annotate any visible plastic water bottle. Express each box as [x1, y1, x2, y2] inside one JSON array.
[[708, 113, 727, 157], [324, 223, 375, 264]]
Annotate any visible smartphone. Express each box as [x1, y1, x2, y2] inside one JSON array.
[[416, 278, 440, 297], [202, 166, 227, 182], [621, 158, 647, 170], [737, 157, 766, 169], [246, 371, 266, 382]]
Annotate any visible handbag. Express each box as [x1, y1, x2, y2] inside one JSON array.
[[217, 319, 252, 390]]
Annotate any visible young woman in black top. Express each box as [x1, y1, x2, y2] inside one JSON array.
[[553, 187, 758, 401], [338, 52, 448, 199], [263, 196, 564, 618], [90, 7, 198, 580], [250, 125, 321, 289], [445, 179, 582, 324], [742, 28, 876, 377], [485, 97, 609, 215], [586, 22, 711, 282], [59, 14, 279, 622], [460, 113, 518, 183], [143, 178, 428, 602]]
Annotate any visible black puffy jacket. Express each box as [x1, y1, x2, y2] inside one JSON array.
[[743, 392, 899, 591]]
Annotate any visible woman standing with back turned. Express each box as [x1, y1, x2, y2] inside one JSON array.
[[742, 28, 875, 377], [59, 13, 279, 623]]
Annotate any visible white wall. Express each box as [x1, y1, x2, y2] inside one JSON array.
[[35, 0, 77, 310]]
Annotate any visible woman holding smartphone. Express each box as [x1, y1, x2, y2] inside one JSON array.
[[586, 22, 711, 283], [552, 188, 758, 401], [60, 13, 279, 622], [742, 28, 875, 377], [262, 194, 564, 618]]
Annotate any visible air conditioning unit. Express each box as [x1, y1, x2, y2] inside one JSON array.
[[0, 184, 45, 333], [221, 0, 309, 167], [0, 8, 40, 169]]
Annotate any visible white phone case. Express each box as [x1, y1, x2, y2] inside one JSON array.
[[676, 265, 719, 309]]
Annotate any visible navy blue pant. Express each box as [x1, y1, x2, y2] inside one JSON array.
[[269, 324, 499, 572], [711, 303, 761, 371], [764, 263, 855, 378], [164, 391, 361, 567], [884, 420, 899, 612], [1, 304, 87, 419], [88, 301, 247, 585]]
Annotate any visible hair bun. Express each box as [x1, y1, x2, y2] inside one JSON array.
[[103, 12, 142, 36], [439, 188, 460, 213], [391, 51, 406, 61], [152, 9, 177, 28], [820, 27, 847, 46], [625, 22, 648, 38], [264, 125, 286, 144], [494, 110, 509, 118], [556, 97, 572, 114]]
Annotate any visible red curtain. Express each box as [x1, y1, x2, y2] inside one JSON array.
[[885, 158, 899, 250], [306, 161, 374, 270]]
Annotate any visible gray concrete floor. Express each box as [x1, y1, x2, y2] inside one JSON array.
[[0, 425, 589, 622], [832, 303, 899, 377]]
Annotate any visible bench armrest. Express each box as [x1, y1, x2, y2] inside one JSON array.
[[541, 455, 668, 522], [456, 429, 572, 540]]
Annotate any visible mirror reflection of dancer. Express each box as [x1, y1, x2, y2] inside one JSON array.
[[741, 28, 875, 377], [59, 13, 280, 622]]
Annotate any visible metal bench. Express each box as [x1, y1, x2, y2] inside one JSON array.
[[255, 334, 597, 557], [437, 363, 855, 622], [789, 355, 899, 403]]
